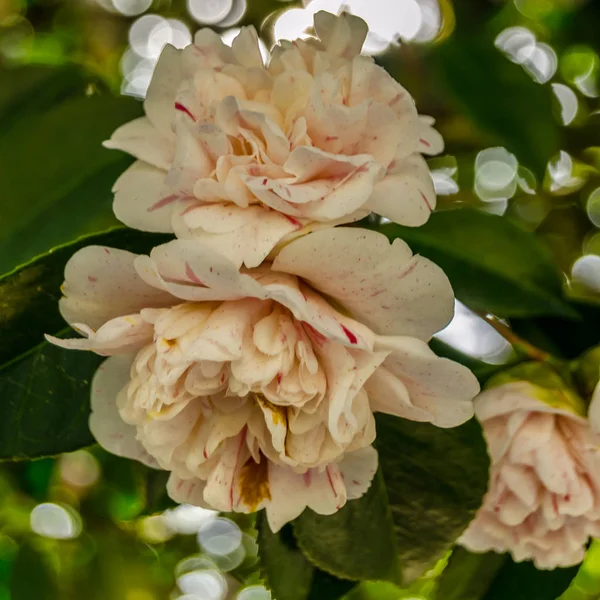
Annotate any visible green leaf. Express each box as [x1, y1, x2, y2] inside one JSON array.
[[436, 548, 506, 600], [0, 65, 143, 274], [483, 558, 578, 600], [428, 28, 560, 178], [377, 415, 490, 583], [0, 228, 169, 459], [374, 209, 576, 319], [257, 519, 355, 600], [0, 337, 101, 460], [293, 416, 489, 585], [10, 542, 60, 600], [294, 470, 402, 585], [0, 228, 168, 368]]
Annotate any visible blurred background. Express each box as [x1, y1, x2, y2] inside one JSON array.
[[2, 0, 600, 598]]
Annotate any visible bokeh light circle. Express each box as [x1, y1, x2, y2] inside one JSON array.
[[112, 0, 152, 17], [237, 585, 272, 600], [572, 255, 600, 293], [187, 0, 233, 25], [177, 569, 228, 600], [197, 517, 242, 556], [30, 503, 82, 540]]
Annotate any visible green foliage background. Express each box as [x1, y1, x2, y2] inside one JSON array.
[[2, 0, 600, 598]]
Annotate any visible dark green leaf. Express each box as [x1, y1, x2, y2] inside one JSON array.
[[428, 29, 560, 178], [0, 65, 143, 274], [0, 227, 169, 368], [374, 209, 576, 319], [436, 548, 506, 600], [10, 542, 60, 600], [511, 298, 600, 359], [377, 415, 490, 583], [0, 337, 100, 460], [483, 558, 578, 600], [294, 471, 402, 585], [0, 228, 169, 459], [257, 518, 354, 600], [294, 416, 489, 585]]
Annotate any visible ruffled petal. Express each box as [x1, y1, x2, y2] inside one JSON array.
[[273, 227, 454, 339], [112, 160, 175, 233], [57, 245, 174, 329], [89, 355, 159, 467]]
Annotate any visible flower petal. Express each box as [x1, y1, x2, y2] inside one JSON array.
[[104, 117, 174, 170], [338, 445, 378, 500], [172, 203, 301, 269], [58, 245, 174, 329], [113, 160, 175, 232], [368, 336, 478, 427], [89, 354, 159, 468], [144, 44, 182, 139], [273, 227, 454, 339], [368, 153, 436, 227]]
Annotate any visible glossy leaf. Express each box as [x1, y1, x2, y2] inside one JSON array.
[[294, 471, 402, 585], [0, 64, 142, 274], [378, 415, 489, 583], [257, 519, 355, 600], [293, 416, 489, 585], [375, 209, 576, 319]]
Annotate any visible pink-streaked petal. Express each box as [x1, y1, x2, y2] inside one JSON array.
[[46, 314, 153, 356], [104, 117, 174, 170], [89, 354, 159, 468], [58, 245, 175, 329], [172, 203, 302, 269], [273, 227, 454, 340], [144, 44, 182, 139], [134, 239, 267, 302], [112, 160, 175, 233], [368, 336, 479, 427], [338, 446, 378, 500], [167, 474, 214, 508], [418, 116, 444, 155], [265, 461, 347, 532], [368, 153, 436, 227]]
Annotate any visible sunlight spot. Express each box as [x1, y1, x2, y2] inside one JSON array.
[[198, 517, 242, 556], [435, 301, 512, 364], [572, 255, 600, 293], [30, 503, 82, 540]]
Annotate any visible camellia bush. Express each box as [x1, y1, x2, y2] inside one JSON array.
[[3, 1, 600, 599]]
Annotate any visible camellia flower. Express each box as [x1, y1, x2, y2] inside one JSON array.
[[47, 228, 478, 531], [460, 381, 600, 569], [105, 11, 442, 269]]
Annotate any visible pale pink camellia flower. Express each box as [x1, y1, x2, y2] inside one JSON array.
[[47, 228, 478, 531], [105, 11, 443, 269], [460, 381, 600, 569]]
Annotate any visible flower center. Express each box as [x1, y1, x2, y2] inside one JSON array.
[[125, 299, 327, 419]]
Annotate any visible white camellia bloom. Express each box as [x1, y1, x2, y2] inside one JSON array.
[[105, 11, 442, 269], [461, 381, 600, 569], [47, 228, 478, 531]]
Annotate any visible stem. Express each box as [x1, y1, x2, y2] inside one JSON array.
[[477, 313, 553, 363]]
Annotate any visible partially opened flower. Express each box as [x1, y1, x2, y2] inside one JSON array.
[[47, 228, 478, 531], [460, 381, 600, 569], [105, 11, 442, 269]]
